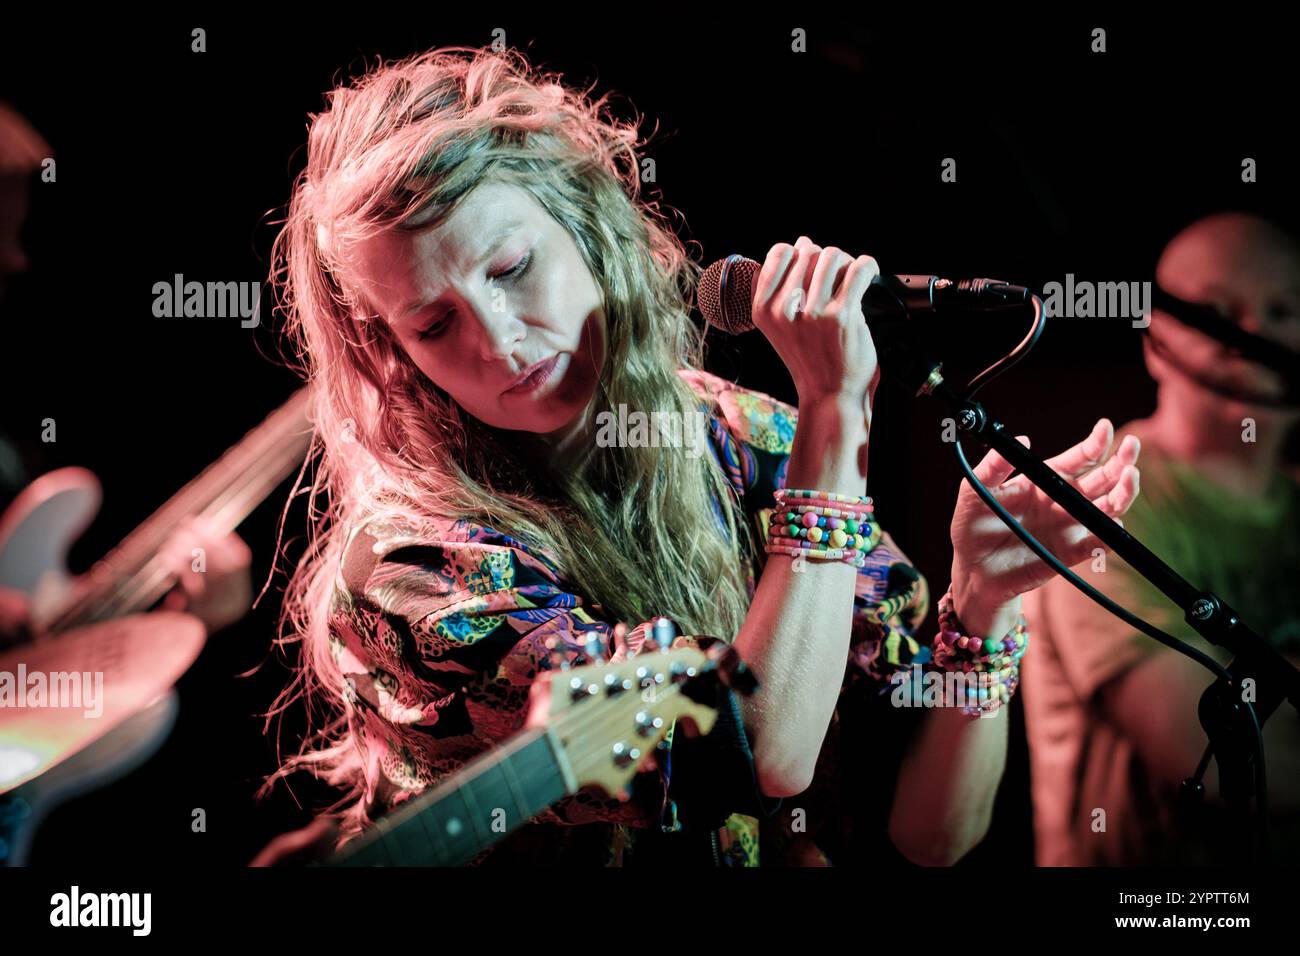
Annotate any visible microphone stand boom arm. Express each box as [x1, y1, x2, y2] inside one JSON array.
[[878, 294, 1300, 865]]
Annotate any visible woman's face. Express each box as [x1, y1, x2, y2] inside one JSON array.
[[348, 180, 606, 440]]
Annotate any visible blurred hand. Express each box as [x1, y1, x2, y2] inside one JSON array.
[[949, 418, 1141, 636], [159, 516, 253, 633]]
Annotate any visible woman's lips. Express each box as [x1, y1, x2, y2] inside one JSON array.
[[505, 353, 564, 394]]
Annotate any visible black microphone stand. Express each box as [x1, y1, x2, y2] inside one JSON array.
[[873, 299, 1300, 865]]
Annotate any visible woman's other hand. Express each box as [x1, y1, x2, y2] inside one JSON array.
[[948, 418, 1141, 636]]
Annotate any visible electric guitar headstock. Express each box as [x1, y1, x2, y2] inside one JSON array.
[[535, 636, 754, 799], [326, 635, 757, 865]]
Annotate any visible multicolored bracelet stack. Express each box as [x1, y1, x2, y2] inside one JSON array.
[[764, 488, 876, 569], [929, 587, 1029, 716], [764, 487, 1030, 716]]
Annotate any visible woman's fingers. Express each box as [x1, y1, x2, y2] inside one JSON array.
[[1036, 467, 1139, 556], [959, 428, 1142, 593], [965, 461, 1139, 569], [1042, 418, 1115, 481], [776, 236, 820, 321], [993, 440, 1139, 533], [1072, 461, 1140, 518], [966, 425, 1136, 515], [968, 434, 1031, 490], [755, 243, 796, 319], [807, 246, 853, 317], [164, 517, 253, 575], [1000, 431, 1139, 530], [836, 254, 881, 314], [156, 516, 254, 633], [762, 236, 875, 325], [1072, 434, 1140, 500], [1105, 462, 1141, 514]]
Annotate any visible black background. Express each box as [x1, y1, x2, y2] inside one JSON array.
[[2, 12, 1297, 867]]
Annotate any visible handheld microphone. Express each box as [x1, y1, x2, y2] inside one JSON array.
[[698, 254, 1032, 334]]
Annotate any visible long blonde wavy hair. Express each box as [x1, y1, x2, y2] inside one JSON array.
[[263, 45, 755, 826]]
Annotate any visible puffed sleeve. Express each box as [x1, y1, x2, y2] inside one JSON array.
[[328, 514, 774, 834]]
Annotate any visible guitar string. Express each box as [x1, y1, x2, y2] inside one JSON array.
[[60, 438, 304, 626], [368, 674, 697, 862], [51, 410, 312, 629], [49, 390, 311, 626], [78, 433, 312, 624], [50, 441, 285, 627]]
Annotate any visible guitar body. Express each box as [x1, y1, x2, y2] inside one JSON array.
[[0, 468, 186, 863], [0, 387, 314, 866], [0, 466, 101, 628], [0, 692, 178, 865], [0, 466, 136, 864], [0, 609, 205, 863]]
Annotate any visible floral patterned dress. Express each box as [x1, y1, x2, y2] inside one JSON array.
[[326, 368, 931, 865]]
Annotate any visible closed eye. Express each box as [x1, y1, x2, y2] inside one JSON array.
[[417, 250, 534, 341]]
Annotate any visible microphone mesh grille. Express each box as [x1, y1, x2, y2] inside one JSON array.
[[698, 256, 759, 334]]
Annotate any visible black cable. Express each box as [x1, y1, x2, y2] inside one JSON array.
[[943, 294, 1269, 860]]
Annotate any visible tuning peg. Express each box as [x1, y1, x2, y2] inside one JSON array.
[[635, 710, 667, 737], [544, 635, 570, 671], [647, 616, 677, 651], [611, 741, 642, 768]]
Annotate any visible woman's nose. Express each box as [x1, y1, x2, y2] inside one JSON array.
[[472, 297, 527, 363]]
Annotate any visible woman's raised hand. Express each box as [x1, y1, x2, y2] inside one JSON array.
[[750, 236, 882, 425], [948, 418, 1141, 636]]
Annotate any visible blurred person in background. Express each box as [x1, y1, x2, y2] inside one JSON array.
[[1023, 212, 1300, 865]]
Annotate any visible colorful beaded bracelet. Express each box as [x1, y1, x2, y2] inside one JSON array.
[[777, 504, 873, 522], [932, 593, 1029, 671], [764, 542, 867, 568], [914, 663, 1020, 716], [955, 670, 1020, 716], [768, 514, 872, 551], [761, 487, 877, 569], [775, 488, 873, 506], [780, 504, 873, 520], [775, 491, 875, 515], [927, 586, 1031, 716], [776, 502, 875, 518]]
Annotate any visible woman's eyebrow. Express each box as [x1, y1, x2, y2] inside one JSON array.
[[399, 219, 525, 319]]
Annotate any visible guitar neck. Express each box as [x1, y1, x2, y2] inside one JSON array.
[[331, 727, 573, 866], [48, 387, 314, 632]]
